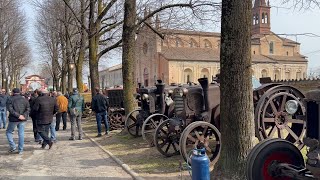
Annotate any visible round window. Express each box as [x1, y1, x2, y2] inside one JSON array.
[[143, 42, 148, 54]]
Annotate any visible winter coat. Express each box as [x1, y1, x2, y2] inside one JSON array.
[[91, 93, 109, 113], [0, 94, 9, 109], [68, 93, 85, 113], [29, 95, 38, 119], [56, 95, 68, 113], [33, 94, 58, 125], [7, 94, 30, 122]]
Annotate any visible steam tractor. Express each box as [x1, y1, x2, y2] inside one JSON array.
[[246, 88, 320, 180], [152, 77, 306, 165], [106, 88, 126, 130], [125, 81, 175, 138]]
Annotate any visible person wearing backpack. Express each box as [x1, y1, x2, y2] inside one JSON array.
[[0, 88, 9, 129], [68, 88, 84, 140]]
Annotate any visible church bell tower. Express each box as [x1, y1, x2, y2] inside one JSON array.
[[252, 0, 271, 35]]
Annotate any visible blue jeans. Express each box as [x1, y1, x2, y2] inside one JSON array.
[[50, 118, 56, 141], [37, 124, 51, 145], [96, 111, 109, 134], [6, 121, 25, 152], [0, 107, 6, 128]]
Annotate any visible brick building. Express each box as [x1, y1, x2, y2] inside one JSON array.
[[100, 0, 308, 87], [134, 0, 307, 86]]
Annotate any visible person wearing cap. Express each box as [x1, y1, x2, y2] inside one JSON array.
[[68, 88, 85, 140], [33, 89, 58, 149], [6, 88, 30, 154]]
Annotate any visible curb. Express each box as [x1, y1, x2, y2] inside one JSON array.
[[84, 132, 145, 180]]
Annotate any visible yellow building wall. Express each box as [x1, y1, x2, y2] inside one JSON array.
[[135, 29, 308, 86]]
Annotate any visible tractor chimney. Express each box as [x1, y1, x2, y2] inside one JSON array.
[[198, 78, 209, 112], [156, 82, 166, 114]]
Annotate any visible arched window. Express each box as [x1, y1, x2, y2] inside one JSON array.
[[184, 68, 193, 83], [189, 38, 198, 47], [253, 15, 256, 25], [285, 71, 291, 80], [200, 68, 209, 78], [262, 13, 265, 23], [296, 71, 302, 80], [204, 39, 212, 48], [143, 42, 148, 54], [256, 14, 259, 24], [143, 68, 149, 87], [176, 38, 184, 47], [274, 70, 281, 80], [261, 69, 268, 78], [265, 13, 268, 24], [269, 41, 274, 54]]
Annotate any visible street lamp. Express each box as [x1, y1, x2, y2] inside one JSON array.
[[69, 63, 75, 92], [69, 63, 75, 71], [3, 78, 7, 93]]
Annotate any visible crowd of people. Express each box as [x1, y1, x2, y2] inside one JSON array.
[[0, 87, 110, 155]]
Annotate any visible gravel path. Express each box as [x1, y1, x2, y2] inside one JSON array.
[[0, 120, 132, 180]]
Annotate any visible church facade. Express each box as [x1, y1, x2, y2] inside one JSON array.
[[134, 0, 308, 86]]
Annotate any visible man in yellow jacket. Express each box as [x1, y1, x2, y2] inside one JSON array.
[[55, 91, 68, 131]]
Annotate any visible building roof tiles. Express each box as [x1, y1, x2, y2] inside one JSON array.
[[160, 47, 307, 63]]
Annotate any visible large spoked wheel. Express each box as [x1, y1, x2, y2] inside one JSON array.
[[247, 138, 304, 180], [125, 109, 142, 137], [142, 114, 168, 147], [109, 112, 124, 130], [154, 119, 183, 157], [255, 86, 306, 149], [179, 121, 221, 165]]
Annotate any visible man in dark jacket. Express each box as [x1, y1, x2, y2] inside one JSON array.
[[33, 89, 58, 149], [29, 89, 42, 143], [0, 89, 9, 129], [68, 88, 85, 140], [92, 88, 109, 137], [6, 88, 30, 154]]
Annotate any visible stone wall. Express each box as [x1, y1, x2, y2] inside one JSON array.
[[273, 78, 320, 94]]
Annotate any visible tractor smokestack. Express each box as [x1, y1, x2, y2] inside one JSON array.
[[156, 82, 166, 114], [198, 78, 209, 111]]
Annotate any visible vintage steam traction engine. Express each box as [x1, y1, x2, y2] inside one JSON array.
[[247, 88, 320, 180]]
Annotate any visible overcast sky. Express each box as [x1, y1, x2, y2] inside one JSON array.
[[21, 1, 320, 76]]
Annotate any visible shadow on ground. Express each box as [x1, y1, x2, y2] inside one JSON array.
[[82, 118, 192, 179]]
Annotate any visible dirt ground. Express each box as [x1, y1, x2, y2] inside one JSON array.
[[82, 117, 193, 180]]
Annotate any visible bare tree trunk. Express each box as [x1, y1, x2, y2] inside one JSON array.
[[122, 0, 137, 115], [60, 33, 67, 93], [212, 0, 254, 179], [65, 3, 72, 93], [52, 40, 60, 91], [0, 35, 6, 91], [76, 0, 85, 93], [88, 0, 100, 94]]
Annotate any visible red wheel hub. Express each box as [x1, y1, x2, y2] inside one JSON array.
[[262, 152, 292, 180]]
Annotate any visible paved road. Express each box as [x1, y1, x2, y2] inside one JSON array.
[[0, 120, 132, 180]]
